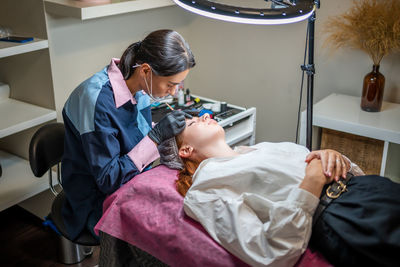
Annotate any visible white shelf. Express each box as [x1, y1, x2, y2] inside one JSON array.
[[45, 0, 175, 20], [311, 94, 400, 144], [0, 98, 57, 139], [0, 38, 49, 59], [0, 150, 53, 212], [299, 93, 400, 183]]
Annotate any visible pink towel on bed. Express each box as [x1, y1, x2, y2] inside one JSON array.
[[95, 165, 332, 267]]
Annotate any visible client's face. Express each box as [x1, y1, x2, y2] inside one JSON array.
[[179, 113, 224, 151]]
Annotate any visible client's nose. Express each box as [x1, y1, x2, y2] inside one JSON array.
[[202, 113, 210, 120]]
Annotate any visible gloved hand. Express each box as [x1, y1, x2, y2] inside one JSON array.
[[158, 137, 184, 170], [148, 110, 192, 145]]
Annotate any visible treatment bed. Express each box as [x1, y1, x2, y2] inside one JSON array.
[[95, 165, 332, 267]]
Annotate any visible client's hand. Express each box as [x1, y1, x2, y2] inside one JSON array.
[[300, 159, 327, 198], [305, 149, 350, 181]]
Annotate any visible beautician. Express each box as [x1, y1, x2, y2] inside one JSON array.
[[61, 29, 195, 240]]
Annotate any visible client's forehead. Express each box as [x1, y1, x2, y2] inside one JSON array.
[[185, 116, 201, 127]]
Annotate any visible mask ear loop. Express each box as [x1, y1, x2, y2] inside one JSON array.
[[146, 65, 165, 103], [150, 66, 153, 97], [135, 64, 167, 102], [134, 63, 153, 99], [143, 68, 154, 100]]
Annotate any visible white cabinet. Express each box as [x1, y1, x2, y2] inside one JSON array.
[[0, 0, 57, 212], [300, 94, 400, 183]]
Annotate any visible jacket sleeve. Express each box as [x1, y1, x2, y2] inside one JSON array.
[[127, 136, 159, 172], [342, 155, 365, 176], [184, 187, 319, 267], [81, 129, 136, 195], [80, 118, 158, 195]]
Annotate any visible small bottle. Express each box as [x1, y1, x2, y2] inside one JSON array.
[[178, 88, 185, 106], [185, 88, 191, 102], [175, 81, 184, 100], [221, 101, 227, 113], [212, 102, 221, 113]]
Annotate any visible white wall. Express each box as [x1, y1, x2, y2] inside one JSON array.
[[183, 0, 400, 142], [46, 0, 400, 143]]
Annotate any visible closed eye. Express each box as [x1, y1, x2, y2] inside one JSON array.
[[188, 121, 196, 127]]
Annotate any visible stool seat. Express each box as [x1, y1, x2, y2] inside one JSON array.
[[51, 191, 99, 246]]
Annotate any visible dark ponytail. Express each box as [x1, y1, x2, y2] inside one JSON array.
[[119, 41, 142, 80], [119, 29, 196, 79]]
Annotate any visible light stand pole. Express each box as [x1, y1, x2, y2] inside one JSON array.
[[302, 0, 319, 151], [302, 11, 316, 151]]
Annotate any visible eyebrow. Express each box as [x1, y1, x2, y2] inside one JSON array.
[[168, 81, 180, 85], [188, 121, 195, 127]]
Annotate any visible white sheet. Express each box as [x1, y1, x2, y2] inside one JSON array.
[[184, 142, 320, 267]]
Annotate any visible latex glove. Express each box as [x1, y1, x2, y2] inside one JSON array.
[[158, 137, 184, 170], [148, 110, 192, 145]]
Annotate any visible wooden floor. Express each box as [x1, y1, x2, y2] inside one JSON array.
[[0, 205, 99, 267]]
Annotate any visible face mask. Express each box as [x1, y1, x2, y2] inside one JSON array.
[[132, 64, 170, 102]]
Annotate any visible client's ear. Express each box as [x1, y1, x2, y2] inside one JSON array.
[[179, 145, 193, 158]]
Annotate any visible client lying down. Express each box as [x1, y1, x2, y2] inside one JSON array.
[[158, 113, 400, 267]]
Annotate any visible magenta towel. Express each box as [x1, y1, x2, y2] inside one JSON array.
[[95, 165, 332, 267]]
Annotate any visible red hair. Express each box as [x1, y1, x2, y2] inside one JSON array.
[[175, 134, 200, 197]]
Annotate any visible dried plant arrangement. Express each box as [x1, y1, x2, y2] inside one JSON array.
[[324, 0, 400, 65]]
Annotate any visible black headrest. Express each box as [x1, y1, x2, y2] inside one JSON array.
[[29, 123, 65, 177]]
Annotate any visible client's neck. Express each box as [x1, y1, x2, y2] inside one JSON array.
[[199, 139, 239, 160]]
